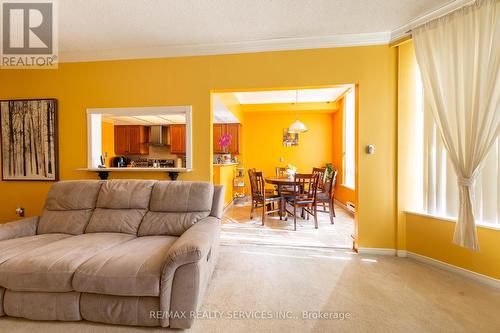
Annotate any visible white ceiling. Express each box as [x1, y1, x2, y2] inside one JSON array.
[[212, 95, 240, 124], [102, 114, 186, 125], [234, 87, 351, 104], [57, 0, 464, 62]]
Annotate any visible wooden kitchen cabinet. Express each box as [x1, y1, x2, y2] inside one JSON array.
[[213, 123, 241, 154], [213, 124, 224, 154], [114, 126, 129, 155], [226, 123, 241, 154], [114, 125, 149, 155], [170, 124, 186, 154]]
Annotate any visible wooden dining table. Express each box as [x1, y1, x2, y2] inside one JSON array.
[[265, 177, 297, 218], [265, 176, 295, 194]]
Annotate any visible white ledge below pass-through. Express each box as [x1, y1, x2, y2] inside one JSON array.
[[77, 167, 193, 181], [78, 167, 192, 172]]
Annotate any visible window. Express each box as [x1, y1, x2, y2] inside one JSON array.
[[343, 88, 355, 189], [415, 71, 500, 227]]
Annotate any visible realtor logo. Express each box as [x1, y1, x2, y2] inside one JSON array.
[[1, 0, 58, 68]]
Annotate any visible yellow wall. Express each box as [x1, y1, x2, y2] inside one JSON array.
[[398, 41, 500, 280], [406, 213, 500, 280], [397, 41, 420, 252], [213, 164, 236, 206], [243, 111, 334, 177], [0, 45, 398, 251], [101, 121, 115, 167], [332, 97, 357, 205]]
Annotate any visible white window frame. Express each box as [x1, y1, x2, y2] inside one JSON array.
[[414, 71, 500, 229], [86, 106, 193, 170]]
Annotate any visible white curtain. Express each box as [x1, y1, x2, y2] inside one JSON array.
[[413, 0, 500, 251]]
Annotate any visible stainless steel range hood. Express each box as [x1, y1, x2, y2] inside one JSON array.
[[149, 125, 169, 146]]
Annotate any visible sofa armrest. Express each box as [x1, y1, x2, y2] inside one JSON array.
[[160, 216, 220, 328], [0, 217, 39, 241], [162, 216, 219, 274]]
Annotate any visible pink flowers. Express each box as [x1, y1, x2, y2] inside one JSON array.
[[218, 133, 232, 149]]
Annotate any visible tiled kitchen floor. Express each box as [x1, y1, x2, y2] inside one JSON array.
[[221, 202, 355, 249]]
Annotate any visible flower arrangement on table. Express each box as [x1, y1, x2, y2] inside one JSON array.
[[285, 164, 297, 179]]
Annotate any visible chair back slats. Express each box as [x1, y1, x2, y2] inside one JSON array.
[[248, 170, 265, 197], [293, 173, 319, 203], [324, 169, 339, 199], [275, 167, 287, 177], [312, 167, 326, 190]]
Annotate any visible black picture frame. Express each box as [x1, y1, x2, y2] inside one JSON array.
[[0, 99, 59, 181]]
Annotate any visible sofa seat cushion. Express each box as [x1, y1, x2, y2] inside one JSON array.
[[0, 233, 135, 292], [0, 234, 71, 265], [73, 236, 177, 297]]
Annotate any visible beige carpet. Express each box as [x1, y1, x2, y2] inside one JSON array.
[[1, 244, 499, 333]]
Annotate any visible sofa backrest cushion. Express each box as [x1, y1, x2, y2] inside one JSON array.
[[210, 185, 225, 219], [95, 179, 155, 209], [38, 180, 103, 235], [85, 180, 156, 235], [138, 181, 214, 236]]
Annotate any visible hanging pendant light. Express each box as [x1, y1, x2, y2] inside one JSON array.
[[288, 90, 308, 133]]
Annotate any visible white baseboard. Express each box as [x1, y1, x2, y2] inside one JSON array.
[[223, 200, 234, 214], [358, 247, 499, 289], [407, 252, 500, 290], [357, 247, 396, 256], [334, 199, 354, 215], [357, 248, 407, 257], [396, 250, 407, 257]]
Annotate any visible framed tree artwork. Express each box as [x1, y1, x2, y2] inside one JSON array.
[[0, 99, 59, 181]]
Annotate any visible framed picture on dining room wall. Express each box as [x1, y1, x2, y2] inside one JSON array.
[[0, 99, 59, 181], [283, 128, 299, 147]]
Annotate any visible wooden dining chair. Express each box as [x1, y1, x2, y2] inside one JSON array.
[[249, 168, 275, 196], [275, 167, 295, 195], [312, 167, 326, 192], [316, 169, 338, 224], [285, 173, 319, 231], [248, 170, 283, 225], [275, 167, 287, 177]]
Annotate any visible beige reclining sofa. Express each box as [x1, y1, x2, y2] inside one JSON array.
[[0, 179, 224, 329]]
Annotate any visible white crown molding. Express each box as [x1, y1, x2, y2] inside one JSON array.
[[390, 0, 473, 42], [59, 32, 391, 63]]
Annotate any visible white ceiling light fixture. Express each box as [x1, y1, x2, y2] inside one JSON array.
[[288, 90, 307, 134]]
